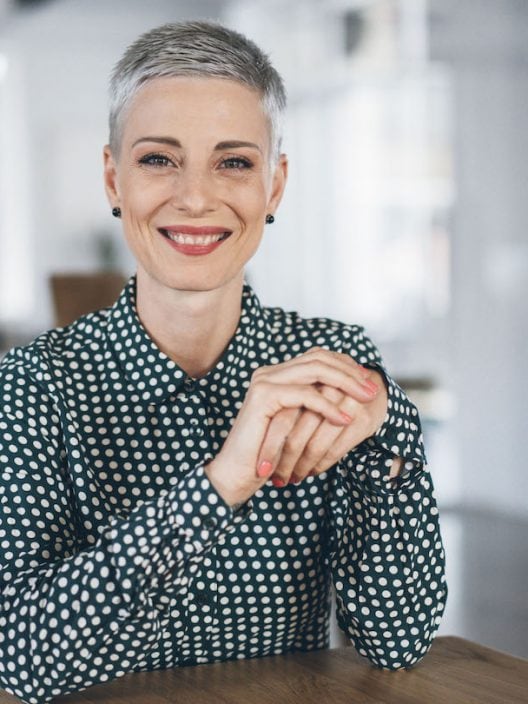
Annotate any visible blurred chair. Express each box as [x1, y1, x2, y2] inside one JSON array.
[[49, 272, 128, 327]]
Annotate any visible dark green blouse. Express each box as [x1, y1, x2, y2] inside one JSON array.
[[0, 278, 447, 704]]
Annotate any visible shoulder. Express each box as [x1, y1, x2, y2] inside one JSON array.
[[261, 303, 383, 364], [0, 308, 112, 388]]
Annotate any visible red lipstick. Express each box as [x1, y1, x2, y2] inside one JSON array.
[[158, 225, 232, 256]]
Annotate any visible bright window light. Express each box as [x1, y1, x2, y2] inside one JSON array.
[[0, 53, 8, 81]]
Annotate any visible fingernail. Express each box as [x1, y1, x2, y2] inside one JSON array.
[[289, 474, 301, 485], [271, 477, 286, 488], [257, 460, 273, 478], [363, 380, 379, 395], [340, 411, 353, 423]]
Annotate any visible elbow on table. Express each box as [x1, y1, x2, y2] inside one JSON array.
[[377, 641, 432, 671], [357, 640, 432, 672], [353, 628, 438, 672]]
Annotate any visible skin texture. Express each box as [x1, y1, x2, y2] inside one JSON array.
[[103, 76, 400, 507]]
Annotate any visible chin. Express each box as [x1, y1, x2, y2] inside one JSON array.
[[145, 268, 241, 294]]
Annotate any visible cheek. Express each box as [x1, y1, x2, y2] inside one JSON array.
[[122, 226, 149, 260], [234, 181, 270, 220], [120, 173, 169, 215]]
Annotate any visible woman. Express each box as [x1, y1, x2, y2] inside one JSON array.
[[0, 21, 447, 704]]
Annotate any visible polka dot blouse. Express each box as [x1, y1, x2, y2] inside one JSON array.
[[0, 278, 447, 704]]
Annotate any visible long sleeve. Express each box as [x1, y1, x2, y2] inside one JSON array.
[[1, 279, 448, 702], [0, 368, 247, 704], [327, 328, 448, 669]]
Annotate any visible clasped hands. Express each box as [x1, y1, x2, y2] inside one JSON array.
[[206, 347, 402, 508]]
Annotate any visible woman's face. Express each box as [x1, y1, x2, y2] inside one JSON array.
[[104, 76, 287, 294]]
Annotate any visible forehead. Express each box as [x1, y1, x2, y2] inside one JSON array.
[[121, 76, 271, 147]]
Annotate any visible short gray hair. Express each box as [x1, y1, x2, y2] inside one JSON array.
[[109, 21, 287, 162]]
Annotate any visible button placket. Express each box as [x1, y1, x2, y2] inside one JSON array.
[[189, 567, 218, 624]]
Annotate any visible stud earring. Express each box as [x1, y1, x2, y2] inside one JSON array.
[[265, 214, 275, 225], [112, 207, 121, 218]]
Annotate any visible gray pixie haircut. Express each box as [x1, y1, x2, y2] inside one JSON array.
[[109, 21, 287, 161]]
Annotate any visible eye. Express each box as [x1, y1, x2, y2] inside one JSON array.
[[138, 153, 174, 168], [219, 156, 253, 170]]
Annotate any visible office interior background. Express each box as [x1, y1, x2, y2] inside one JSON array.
[[0, 0, 526, 659]]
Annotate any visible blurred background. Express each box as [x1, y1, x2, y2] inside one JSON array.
[[0, 0, 526, 659]]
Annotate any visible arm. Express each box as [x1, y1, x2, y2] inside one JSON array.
[[327, 329, 448, 669], [0, 363, 246, 704], [1, 342, 361, 704]]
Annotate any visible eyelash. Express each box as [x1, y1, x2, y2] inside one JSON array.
[[137, 153, 253, 171], [219, 156, 253, 170], [138, 153, 174, 168]]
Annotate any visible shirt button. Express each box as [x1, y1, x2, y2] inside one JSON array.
[[203, 516, 217, 531], [183, 376, 195, 392]]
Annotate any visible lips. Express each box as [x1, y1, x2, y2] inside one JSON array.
[[161, 230, 231, 246], [158, 226, 233, 256]]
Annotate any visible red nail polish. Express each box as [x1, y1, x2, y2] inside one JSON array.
[[363, 380, 379, 395], [288, 474, 300, 485], [257, 460, 273, 478], [272, 477, 286, 488]]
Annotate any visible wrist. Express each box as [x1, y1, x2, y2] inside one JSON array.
[[204, 459, 248, 508]]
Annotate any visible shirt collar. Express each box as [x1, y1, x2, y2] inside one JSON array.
[[106, 275, 267, 404]]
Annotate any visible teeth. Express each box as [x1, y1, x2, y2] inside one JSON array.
[[165, 231, 228, 245]]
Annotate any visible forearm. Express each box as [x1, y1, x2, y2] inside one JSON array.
[[329, 455, 447, 669], [329, 334, 446, 667], [0, 465, 246, 704]]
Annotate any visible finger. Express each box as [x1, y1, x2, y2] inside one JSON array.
[[296, 348, 378, 388], [292, 413, 351, 478], [260, 349, 374, 385], [307, 374, 389, 478], [255, 359, 380, 403], [272, 409, 323, 484], [306, 413, 373, 477], [254, 347, 376, 390], [249, 382, 354, 479], [274, 385, 345, 485], [291, 385, 359, 479], [303, 347, 373, 375], [249, 380, 354, 428], [255, 407, 300, 478]]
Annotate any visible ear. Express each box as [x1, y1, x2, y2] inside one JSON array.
[[267, 153, 288, 215], [103, 145, 120, 207]]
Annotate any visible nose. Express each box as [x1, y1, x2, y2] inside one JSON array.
[[171, 165, 217, 217]]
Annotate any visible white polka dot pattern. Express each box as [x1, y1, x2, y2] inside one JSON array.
[[0, 278, 447, 704]]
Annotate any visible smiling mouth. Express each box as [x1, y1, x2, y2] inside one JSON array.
[[158, 229, 232, 246]]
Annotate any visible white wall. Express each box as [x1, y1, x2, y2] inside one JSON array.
[[1, 0, 526, 517], [0, 0, 226, 330], [431, 0, 528, 516]]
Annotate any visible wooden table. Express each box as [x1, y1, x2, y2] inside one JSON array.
[[1, 637, 526, 704]]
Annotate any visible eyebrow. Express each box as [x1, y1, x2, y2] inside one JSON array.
[[132, 136, 262, 153], [215, 140, 262, 153]]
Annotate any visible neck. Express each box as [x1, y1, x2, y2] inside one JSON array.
[[135, 269, 245, 379]]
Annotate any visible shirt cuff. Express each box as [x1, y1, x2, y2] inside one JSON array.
[[362, 362, 427, 466], [105, 464, 250, 603]]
